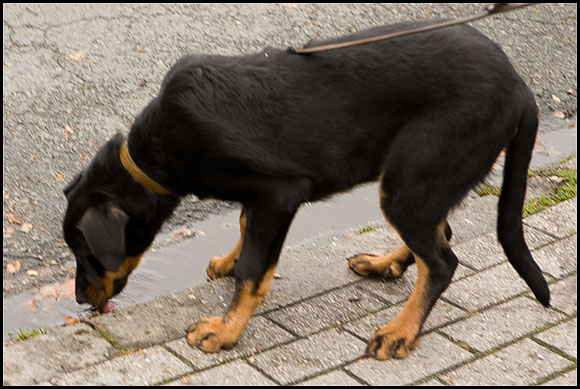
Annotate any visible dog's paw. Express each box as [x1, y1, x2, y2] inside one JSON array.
[[186, 317, 237, 352], [366, 324, 421, 360], [206, 255, 235, 280], [348, 252, 408, 278], [348, 253, 388, 277]]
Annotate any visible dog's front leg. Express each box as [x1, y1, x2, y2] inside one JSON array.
[[206, 209, 246, 279], [187, 203, 296, 352]]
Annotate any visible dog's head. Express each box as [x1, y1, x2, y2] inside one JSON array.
[[63, 134, 179, 309]]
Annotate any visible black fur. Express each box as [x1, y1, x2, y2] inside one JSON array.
[[63, 20, 549, 352]]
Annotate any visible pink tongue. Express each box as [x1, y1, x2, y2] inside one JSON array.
[[101, 300, 116, 313]]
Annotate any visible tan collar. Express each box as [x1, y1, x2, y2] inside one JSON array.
[[119, 140, 172, 195]]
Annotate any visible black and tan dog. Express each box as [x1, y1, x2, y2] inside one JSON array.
[[63, 21, 550, 360]]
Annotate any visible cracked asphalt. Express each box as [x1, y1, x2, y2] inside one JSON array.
[[3, 4, 577, 298]]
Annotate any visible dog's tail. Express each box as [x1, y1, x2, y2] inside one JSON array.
[[497, 95, 550, 307]]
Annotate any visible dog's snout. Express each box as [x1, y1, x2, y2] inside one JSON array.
[[75, 281, 89, 304], [75, 293, 89, 305]]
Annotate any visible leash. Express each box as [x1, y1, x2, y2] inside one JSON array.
[[290, 3, 536, 54]]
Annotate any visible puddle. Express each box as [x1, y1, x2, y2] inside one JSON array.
[[3, 183, 383, 339]]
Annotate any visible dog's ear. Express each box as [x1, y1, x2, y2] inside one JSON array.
[[76, 204, 129, 272]]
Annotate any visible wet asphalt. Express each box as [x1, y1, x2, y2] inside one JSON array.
[[2, 3, 577, 299]]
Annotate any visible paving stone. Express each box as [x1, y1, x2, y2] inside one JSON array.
[[441, 262, 530, 311], [452, 227, 555, 271], [356, 269, 416, 305], [168, 360, 275, 386], [257, 228, 378, 313], [531, 236, 577, 279], [446, 195, 498, 244], [417, 378, 446, 386], [164, 316, 295, 371], [344, 333, 472, 386], [90, 278, 235, 350], [263, 202, 494, 315], [439, 296, 565, 353], [439, 338, 572, 385], [2, 323, 116, 385], [546, 274, 577, 315], [534, 318, 577, 359], [265, 284, 387, 336], [540, 368, 577, 386], [53, 346, 191, 385], [343, 299, 466, 342], [357, 262, 474, 305], [296, 369, 363, 386], [524, 197, 577, 239], [248, 329, 366, 385]]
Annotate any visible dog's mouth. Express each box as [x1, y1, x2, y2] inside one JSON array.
[[83, 274, 129, 311], [88, 300, 116, 314]]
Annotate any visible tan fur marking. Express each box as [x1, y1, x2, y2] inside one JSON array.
[[86, 253, 144, 306], [435, 220, 450, 249], [187, 267, 276, 352], [207, 212, 247, 279], [349, 245, 412, 277], [368, 254, 429, 360]]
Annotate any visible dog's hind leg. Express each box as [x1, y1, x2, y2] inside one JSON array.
[[349, 179, 452, 279], [367, 217, 457, 360], [364, 163, 459, 360], [206, 209, 246, 279], [348, 219, 452, 278]]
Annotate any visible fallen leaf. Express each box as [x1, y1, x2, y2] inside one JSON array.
[[6, 212, 19, 224], [27, 269, 39, 277], [172, 225, 194, 239], [68, 50, 84, 62], [552, 94, 561, 103], [28, 299, 39, 312], [20, 222, 33, 233], [6, 261, 21, 274], [64, 124, 72, 140], [64, 316, 80, 325]]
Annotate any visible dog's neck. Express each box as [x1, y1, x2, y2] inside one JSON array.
[[120, 140, 172, 195]]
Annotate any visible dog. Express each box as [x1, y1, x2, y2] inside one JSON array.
[[63, 20, 550, 360]]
